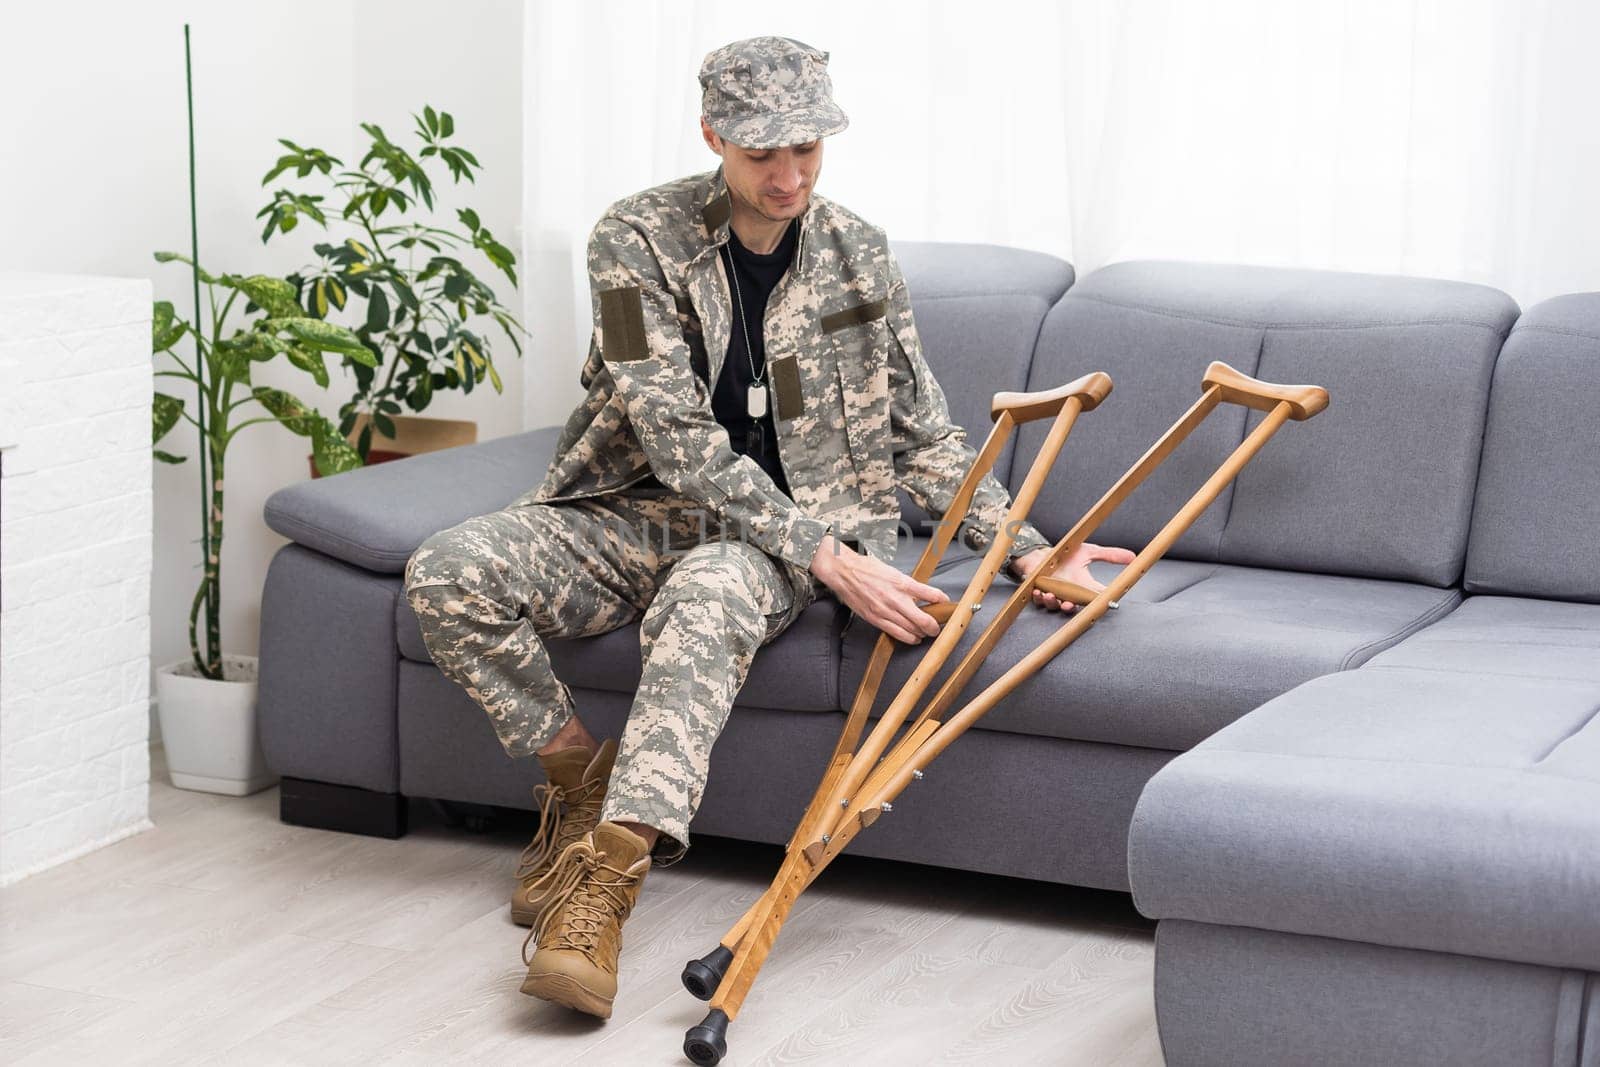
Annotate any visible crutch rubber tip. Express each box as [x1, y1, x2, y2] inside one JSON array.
[[684, 1009, 730, 1066], [681, 946, 734, 1001]]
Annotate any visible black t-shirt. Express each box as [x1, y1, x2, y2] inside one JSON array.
[[714, 219, 798, 496], [630, 219, 798, 497]]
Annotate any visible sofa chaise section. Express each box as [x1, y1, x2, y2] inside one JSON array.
[[1128, 292, 1600, 1066]]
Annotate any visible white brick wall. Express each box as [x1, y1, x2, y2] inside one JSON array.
[[0, 273, 154, 886]]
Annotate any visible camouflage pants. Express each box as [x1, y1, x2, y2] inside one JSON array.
[[402, 483, 818, 865]]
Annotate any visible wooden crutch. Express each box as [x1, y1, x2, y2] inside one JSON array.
[[678, 361, 1329, 1066]]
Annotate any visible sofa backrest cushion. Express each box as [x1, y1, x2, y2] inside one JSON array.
[[1011, 260, 1519, 585], [1465, 293, 1600, 602], [889, 241, 1074, 533]]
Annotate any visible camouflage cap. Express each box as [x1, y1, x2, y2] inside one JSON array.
[[698, 36, 849, 149]]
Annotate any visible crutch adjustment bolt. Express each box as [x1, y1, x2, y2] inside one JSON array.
[[841, 799, 850, 809], [881, 802, 893, 813], [820, 833, 831, 845], [912, 769, 924, 779]]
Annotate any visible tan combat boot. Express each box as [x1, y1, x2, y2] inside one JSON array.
[[510, 738, 618, 926], [518, 821, 652, 1019]]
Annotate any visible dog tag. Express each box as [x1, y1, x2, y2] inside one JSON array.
[[747, 382, 768, 418]]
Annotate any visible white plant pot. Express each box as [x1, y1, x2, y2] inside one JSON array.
[[154, 653, 277, 796]]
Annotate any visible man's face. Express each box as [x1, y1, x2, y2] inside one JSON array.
[[704, 121, 823, 223]]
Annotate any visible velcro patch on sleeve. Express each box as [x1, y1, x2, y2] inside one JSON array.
[[599, 285, 649, 362], [770, 355, 804, 421], [821, 297, 888, 332]]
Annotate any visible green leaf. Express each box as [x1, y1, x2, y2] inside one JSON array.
[[285, 344, 330, 388], [213, 336, 255, 384], [223, 331, 279, 363], [486, 360, 503, 393], [392, 278, 419, 310], [373, 412, 396, 438], [153, 251, 217, 284], [365, 284, 390, 333], [151, 301, 186, 352], [409, 369, 435, 409], [270, 317, 378, 364], [152, 392, 184, 445], [423, 105, 439, 135], [457, 207, 481, 232], [154, 449, 187, 465], [233, 275, 301, 318], [250, 386, 318, 436], [440, 111, 454, 138], [311, 417, 364, 475], [472, 227, 518, 287]]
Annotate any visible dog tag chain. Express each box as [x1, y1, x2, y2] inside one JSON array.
[[723, 243, 770, 418]]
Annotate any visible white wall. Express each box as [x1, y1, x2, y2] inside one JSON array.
[[0, 1, 525, 730], [0, 275, 155, 885]]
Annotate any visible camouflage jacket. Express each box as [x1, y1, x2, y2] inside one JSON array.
[[517, 163, 1052, 574]]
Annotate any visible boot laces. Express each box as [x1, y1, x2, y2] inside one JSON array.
[[514, 782, 565, 881], [519, 840, 640, 966], [514, 775, 605, 882]]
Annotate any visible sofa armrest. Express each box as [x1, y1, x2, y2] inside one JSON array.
[[263, 425, 562, 574]]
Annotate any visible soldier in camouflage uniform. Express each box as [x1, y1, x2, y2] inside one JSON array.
[[403, 35, 1134, 1019]]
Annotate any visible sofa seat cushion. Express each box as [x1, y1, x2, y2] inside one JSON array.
[[1366, 594, 1600, 681], [264, 426, 563, 574], [838, 548, 1460, 751], [398, 594, 848, 713], [1128, 659, 1600, 972]]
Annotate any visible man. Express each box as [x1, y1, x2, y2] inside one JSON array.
[[403, 35, 1133, 1020]]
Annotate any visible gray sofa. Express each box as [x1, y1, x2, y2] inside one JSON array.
[[258, 244, 1599, 1066]]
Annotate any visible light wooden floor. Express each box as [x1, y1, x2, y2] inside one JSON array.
[[0, 744, 1163, 1066]]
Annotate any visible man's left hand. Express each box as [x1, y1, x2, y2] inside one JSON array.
[[1010, 543, 1138, 613]]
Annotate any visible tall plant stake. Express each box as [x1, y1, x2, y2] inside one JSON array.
[[183, 24, 219, 679]]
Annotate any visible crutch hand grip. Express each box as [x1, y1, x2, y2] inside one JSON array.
[[990, 371, 1114, 424], [1203, 361, 1329, 420], [1031, 575, 1099, 607], [921, 601, 980, 624]]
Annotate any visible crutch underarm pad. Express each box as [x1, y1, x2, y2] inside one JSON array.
[[1203, 361, 1329, 420], [990, 371, 1114, 423]]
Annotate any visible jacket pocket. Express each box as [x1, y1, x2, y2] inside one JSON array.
[[827, 316, 895, 508]]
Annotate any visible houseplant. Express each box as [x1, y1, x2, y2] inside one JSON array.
[[149, 257, 371, 794], [147, 26, 374, 796], [256, 104, 526, 471]]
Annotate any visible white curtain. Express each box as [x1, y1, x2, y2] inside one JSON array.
[[522, 0, 1600, 427]]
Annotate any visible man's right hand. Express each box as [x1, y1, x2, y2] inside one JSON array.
[[809, 535, 950, 644]]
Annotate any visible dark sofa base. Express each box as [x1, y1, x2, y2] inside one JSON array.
[[278, 775, 409, 839], [392, 664, 1176, 892]]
